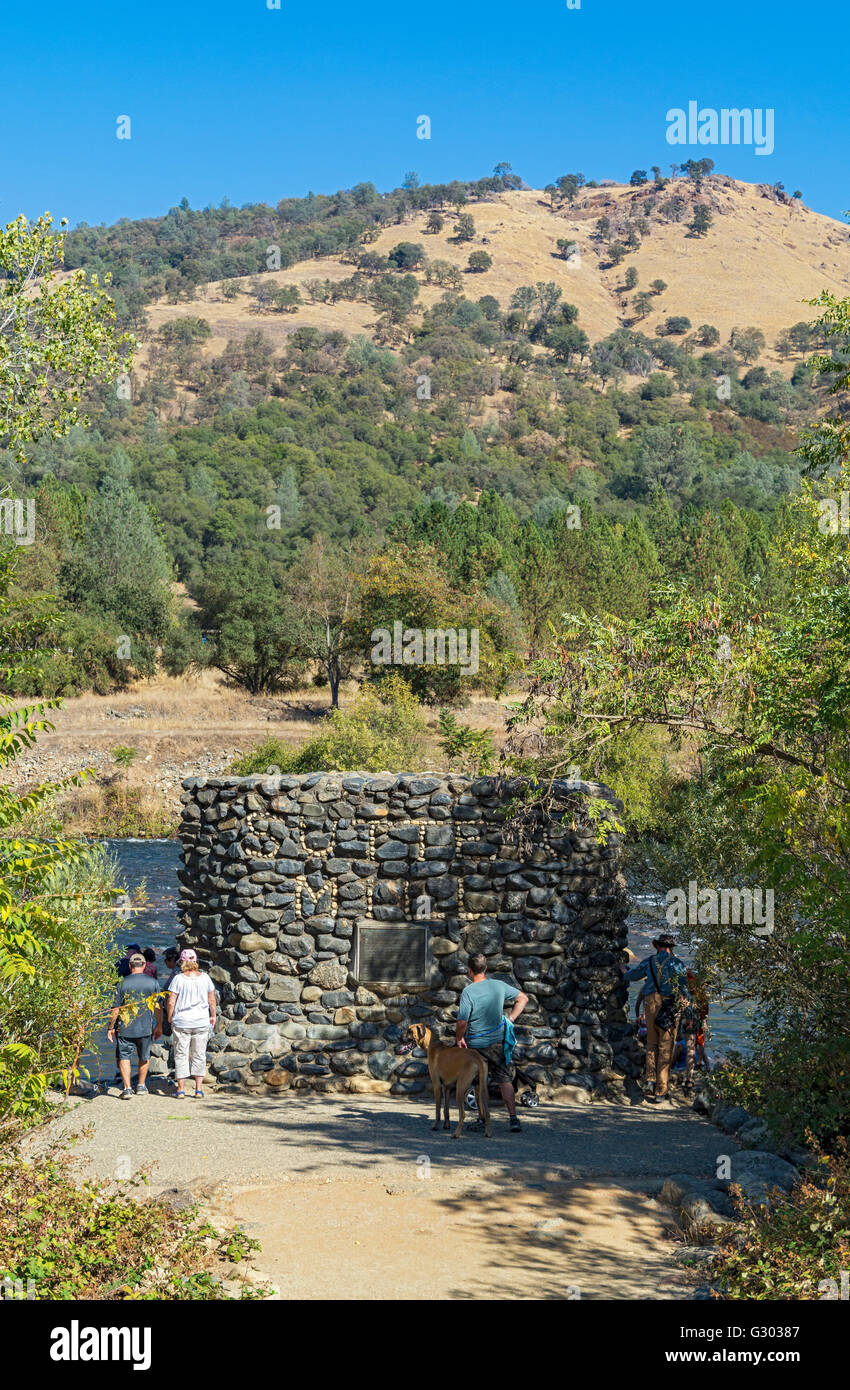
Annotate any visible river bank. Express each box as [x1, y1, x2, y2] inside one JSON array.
[[7, 670, 508, 837]]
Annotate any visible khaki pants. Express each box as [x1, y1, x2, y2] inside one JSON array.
[[173, 1027, 208, 1081], [643, 992, 676, 1096]]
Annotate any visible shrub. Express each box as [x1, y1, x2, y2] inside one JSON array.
[[388, 242, 424, 270], [713, 1034, 850, 1151], [593, 727, 674, 837], [437, 709, 495, 775], [57, 783, 178, 839], [708, 1142, 850, 1300], [0, 1145, 268, 1299], [231, 676, 428, 775]]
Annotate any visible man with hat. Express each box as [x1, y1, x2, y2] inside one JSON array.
[[107, 952, 162, 1099], [621, 933, 689, 1102]]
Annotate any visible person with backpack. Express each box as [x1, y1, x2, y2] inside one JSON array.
[[621, 933, 690, 1103], [107, 952, 162, 1098]]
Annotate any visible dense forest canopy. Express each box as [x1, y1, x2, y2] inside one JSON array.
[[1, 168, 846, 702]]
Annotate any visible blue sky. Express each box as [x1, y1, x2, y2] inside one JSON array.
[[3, 0, 848, 228]]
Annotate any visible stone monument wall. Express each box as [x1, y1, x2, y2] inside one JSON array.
[[177, 773, 629, 1095]]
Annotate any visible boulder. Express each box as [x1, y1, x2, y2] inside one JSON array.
[[728, 1151, 799, 1202], [346, 1076, 391, 1094], [264, 977, 302, 1004], [307, 959, 348, 991]]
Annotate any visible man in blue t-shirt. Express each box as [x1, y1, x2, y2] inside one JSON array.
[[107, 954, 162, 1098], [457, 953, 528, 1132]]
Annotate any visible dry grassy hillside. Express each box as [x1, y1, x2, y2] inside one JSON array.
[[141, 179, 850, 374]]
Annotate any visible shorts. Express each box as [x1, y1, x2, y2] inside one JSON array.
[[116, 1034, 153, 1064], [472, 1041, 511, 1085]]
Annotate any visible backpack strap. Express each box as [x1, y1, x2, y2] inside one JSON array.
[[648, 954, 662, 995]]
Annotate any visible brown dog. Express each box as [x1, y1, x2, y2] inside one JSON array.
[[407, 1023, 491, 1139]]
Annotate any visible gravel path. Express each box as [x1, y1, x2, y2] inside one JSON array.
[[49, 1086, 727, 1191]]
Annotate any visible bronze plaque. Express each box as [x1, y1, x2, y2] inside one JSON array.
[[355, 923, 429, 984]]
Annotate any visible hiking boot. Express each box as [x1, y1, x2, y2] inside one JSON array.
[[509, 1116, 522, 1133], [120, 1087, 134, 1100]]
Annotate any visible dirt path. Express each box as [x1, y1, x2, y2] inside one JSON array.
[[49, 1088, 723, 1300]]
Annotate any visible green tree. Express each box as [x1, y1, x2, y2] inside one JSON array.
[[388, 242, 425, 270], [467, 251, 492, 273], [195, 555, 303, 694], [690, 205, 713, 237], [282, 536, 370, 707], [730, 325, 766, 363], [60, 450, 175, 673], [454, 214, 476, 243], [0, 557, 116, 1140], [508, 285, 537, 331], [547, 323, 589, 363], [0, 214, 132, 459], [271, 285, 302, 312]]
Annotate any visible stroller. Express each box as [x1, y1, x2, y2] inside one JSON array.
[[466, 1063, 539, 1111]]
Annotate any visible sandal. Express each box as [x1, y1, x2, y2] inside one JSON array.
[[175, 1089, 186, 1098], [193, 1089, 204, 1098]]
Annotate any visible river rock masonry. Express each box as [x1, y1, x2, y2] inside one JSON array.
[[177, 773, 630, 1095]]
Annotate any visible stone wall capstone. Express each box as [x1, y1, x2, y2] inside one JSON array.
[[177, 772, 630, 1095]]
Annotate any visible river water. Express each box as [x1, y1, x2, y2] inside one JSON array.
[[86, 839, 753, 1081]]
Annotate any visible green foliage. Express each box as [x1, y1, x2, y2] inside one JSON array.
[[713, 1033, 850, 1154], [0, 555, 114, 1139], [454, 214, 476, 242], [231, 675, 428, 775], [689, 205, 713, 236], [110, 745, 137, 770], [709, 1144, 850, 1300], [437, 708, 495, 775], [0, 1145, 269, 1299], [591, 727, 674, 837], [0, 214, 132, 459], [388, 242, 424, 270], [513, 306, 850, 1143], [356, 545, 522, 702], [730, 324, 766, 363], [194, 554, 303, 694]]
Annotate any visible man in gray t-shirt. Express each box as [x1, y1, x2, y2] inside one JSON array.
[[457, 953, 528, 1131], [107, 953, 161, 1098]]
